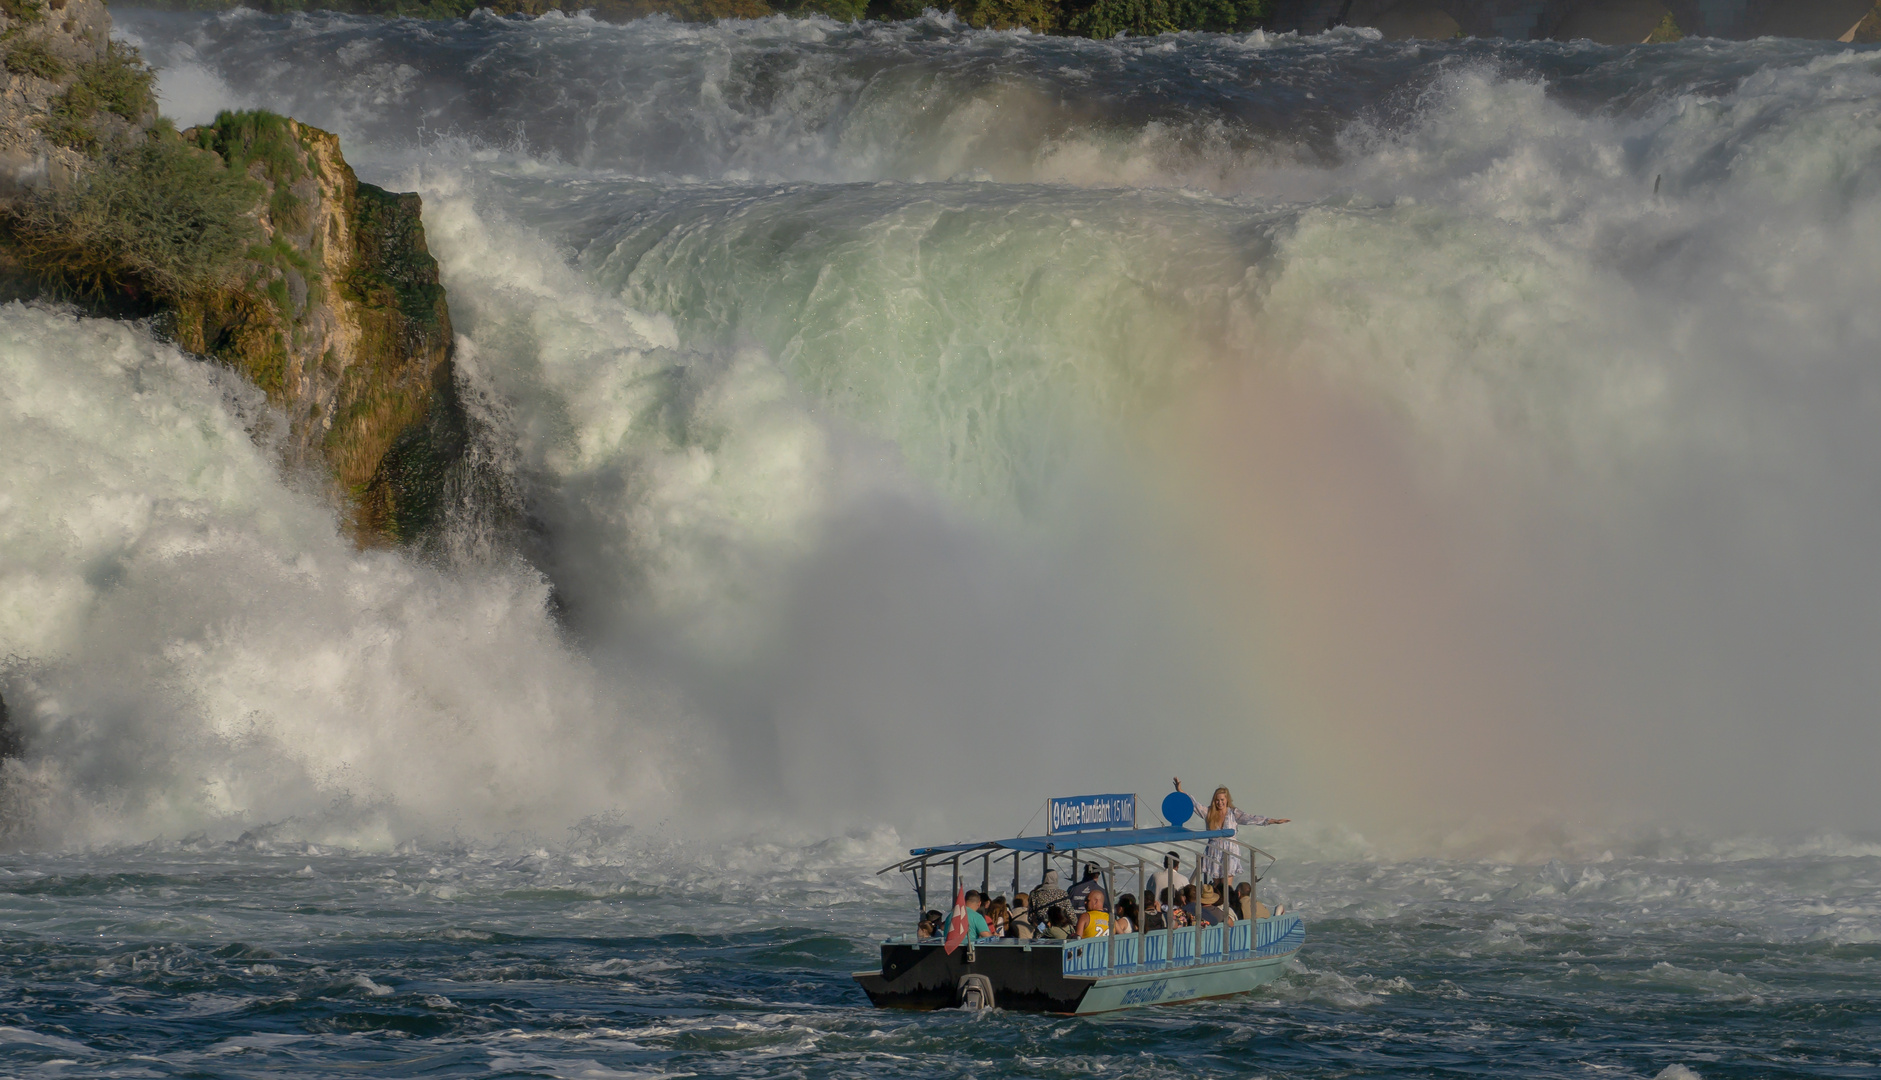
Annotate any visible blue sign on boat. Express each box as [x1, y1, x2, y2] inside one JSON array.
[[1049, 793, 1137, 833]]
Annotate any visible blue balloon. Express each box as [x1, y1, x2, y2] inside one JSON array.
[[1161, 791, 1194, 827]]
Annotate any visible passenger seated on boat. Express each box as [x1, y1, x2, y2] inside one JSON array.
[[985, 898, 1011, 937], [1007, 894, 1034, 939], [1113, 894, 1138, 934], [1066, 866, 1103, 908], [1030, 869, 1071, 924], [1043, 905, 1075, 939], [1077, 888, 1110, 938], [1194, 884, 1228, 926], [1234, 882, 1273, 920], [1170, 886, 1194, 929], [964, 891, 992, 940], [918, 909, 943, 938], [1140, 893, 1167, 932]]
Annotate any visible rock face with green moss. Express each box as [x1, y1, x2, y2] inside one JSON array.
[[168, 113, 461, 544], [0, 0, 124, 189], [0, 3, 463, 545]]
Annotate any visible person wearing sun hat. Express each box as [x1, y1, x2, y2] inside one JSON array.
[[1196, 883, 1231, 926]]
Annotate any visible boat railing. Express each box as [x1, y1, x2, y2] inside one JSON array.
[[1061, 915, 1305, 977]]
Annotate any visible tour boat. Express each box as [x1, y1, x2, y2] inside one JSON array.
[[853, 791, 1305, 1013]]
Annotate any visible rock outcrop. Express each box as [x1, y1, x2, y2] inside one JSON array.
[[0, 1, 463, 544], [0, 0, 121, 192], [0, 690, 16, 762], [1839, 3, 1881, 41], [167, 113, 462, 544]]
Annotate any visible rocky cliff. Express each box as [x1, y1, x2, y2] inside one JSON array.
[[167, 113, 462, 544], [0, 0, 463, 544], [0, 0, 120, 189]]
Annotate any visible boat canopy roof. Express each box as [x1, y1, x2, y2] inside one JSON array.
[[908, 825, 1233, 858]]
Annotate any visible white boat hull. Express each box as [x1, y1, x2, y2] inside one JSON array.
[[1073, 951, 1295, 1013]]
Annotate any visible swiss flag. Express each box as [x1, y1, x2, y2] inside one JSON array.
[[943, 884, 969, 954]]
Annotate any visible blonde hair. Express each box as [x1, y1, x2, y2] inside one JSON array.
[[1207, 786, 1234, 830]]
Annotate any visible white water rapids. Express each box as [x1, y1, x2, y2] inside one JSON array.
[[1, 14, 1879, 851]]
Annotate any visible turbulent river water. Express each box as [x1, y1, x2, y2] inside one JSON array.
[[0, 834, 1876, 1077], [1, 9, 1879, 1077]]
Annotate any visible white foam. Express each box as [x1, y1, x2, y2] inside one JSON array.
[[0, 306, 680, 846]]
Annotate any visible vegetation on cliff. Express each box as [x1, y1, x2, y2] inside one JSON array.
[[0, 14, 463, 544], [135, 0, 1272, 36], [4, 132, 260, 304]]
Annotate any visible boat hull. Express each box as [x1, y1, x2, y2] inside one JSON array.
[[853, 916, 1304, 1014], [852, 940, 1094, 1012]]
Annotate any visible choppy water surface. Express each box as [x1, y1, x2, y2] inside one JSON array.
[[1, 839, 1876, 1077]]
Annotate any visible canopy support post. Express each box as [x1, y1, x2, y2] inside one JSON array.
[[1136, 855, 1146, 965]]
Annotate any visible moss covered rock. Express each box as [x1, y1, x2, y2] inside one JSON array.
[[166, 112, 459, 545], [0, 5, 463, 546], [0, 0, 137, 192]]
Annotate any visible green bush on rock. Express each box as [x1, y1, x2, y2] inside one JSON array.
[[1062, 0, 1265, 36], [40, 41, 156, 151], [3, 131, 260, 304], [4, 39, 65, 81], [0, 0, 46, 25]]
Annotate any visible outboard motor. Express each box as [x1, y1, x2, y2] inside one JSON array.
[[956, 974, 995, 1011]]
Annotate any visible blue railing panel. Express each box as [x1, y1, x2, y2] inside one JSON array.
[[1141, 932, 1167, 967], [1256, 915, 1305, 956], [1062, 937, 1110, 976], [1226, 921, 1253, 957], [1060, 916, 1305, 977], [1172, 926, 1196, 965]]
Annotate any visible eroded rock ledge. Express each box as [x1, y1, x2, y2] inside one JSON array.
[[169, 113, 462, 544], [0, 0, 463, 544]]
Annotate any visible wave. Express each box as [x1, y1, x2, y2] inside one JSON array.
[[116, 11, 1858, 189]]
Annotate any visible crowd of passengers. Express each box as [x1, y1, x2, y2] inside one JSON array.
[[916, 852, 1281, 943], [919, 781, 1289, 943]]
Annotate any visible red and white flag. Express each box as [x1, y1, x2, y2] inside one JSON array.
[[943, 884, 969, 954]]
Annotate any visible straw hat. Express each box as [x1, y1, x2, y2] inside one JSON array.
[[1199, 884, 1222, 905]]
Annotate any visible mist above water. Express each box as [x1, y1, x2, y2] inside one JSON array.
[[3, 13, 1879, 850]]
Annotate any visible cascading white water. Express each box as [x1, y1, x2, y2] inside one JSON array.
[[3, 13, 1878, 848], [0, 307, 684, 846]]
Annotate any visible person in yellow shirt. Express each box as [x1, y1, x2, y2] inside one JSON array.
[[1076, 888, 1111, 939]]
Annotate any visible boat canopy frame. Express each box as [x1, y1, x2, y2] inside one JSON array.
[[879, 823, 1277, 926]]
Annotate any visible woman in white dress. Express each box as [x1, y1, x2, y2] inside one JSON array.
[[1173, 777, 1288, 901]]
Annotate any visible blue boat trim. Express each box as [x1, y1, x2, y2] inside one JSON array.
[[1060, 916, 1305, 977]]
